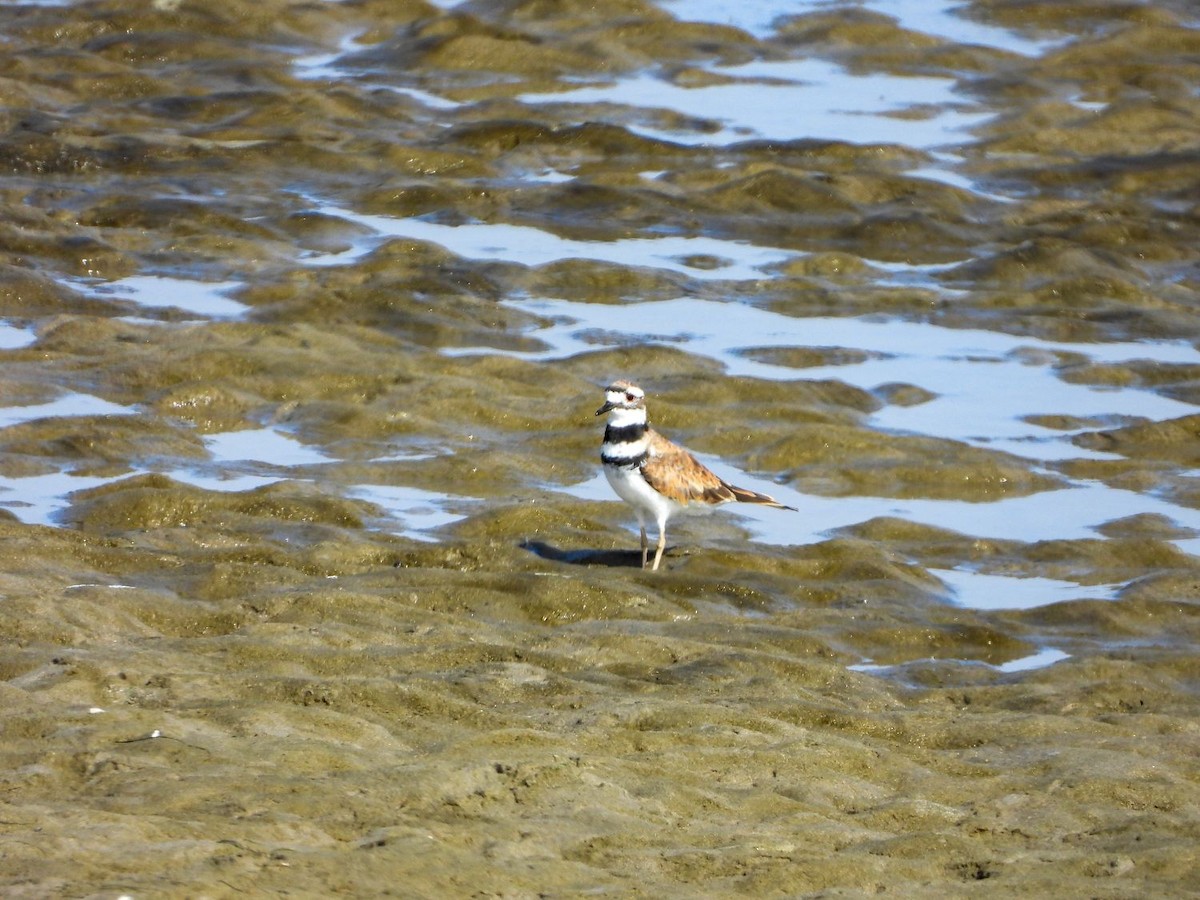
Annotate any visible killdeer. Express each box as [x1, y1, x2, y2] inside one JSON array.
[[596, 380, 796, 570]]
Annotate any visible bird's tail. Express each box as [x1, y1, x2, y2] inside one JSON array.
[[725, 483, 797, 511]]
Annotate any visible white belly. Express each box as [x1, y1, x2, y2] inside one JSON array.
[[604, 463, 683, 527]]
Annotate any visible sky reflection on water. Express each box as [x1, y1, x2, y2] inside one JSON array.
[[519, 60, 993, 149], [493, 295, 1199, 463]]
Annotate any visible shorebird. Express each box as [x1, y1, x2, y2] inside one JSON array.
[[596, 379, 795, 570]]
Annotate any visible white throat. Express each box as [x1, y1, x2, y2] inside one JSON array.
[[606, 406, 646, 428]]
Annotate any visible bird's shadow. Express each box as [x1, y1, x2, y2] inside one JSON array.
[[521, 540, 663, 568]]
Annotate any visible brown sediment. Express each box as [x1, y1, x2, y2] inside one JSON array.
[[0, 0, 1199, 896]]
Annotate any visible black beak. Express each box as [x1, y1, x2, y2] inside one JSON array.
[[596, 400, 615, 416]]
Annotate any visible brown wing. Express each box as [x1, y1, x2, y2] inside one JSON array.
[[641, 429, 737, 506], [642, 429, 797, 510]]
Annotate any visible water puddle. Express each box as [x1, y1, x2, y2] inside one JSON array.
[[308, 200, 981, 278], [201, 428, 330, 468], [292, 32, 366, 81], [850, 645, 1071, 675], [70, 275, 248, 319], [658, 0, 1066, 54], [995, 647, 1071, 673], [312, 204, 798, 280], [521, 58, 992, 150], [655, 0, 799, 38], [0, 322, 36, 350], [933, 568, 1120, 611], [0, 393, 136, 430], [348, 484, 471, 542], [295, 33, 464, 110], [907, 159, 1018, 204], [166, 471, 283, 494], [834, 0, 1065, 54], [0, 471, 116, 526], [0, 393, 135, 523]]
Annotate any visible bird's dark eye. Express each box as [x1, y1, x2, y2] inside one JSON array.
[[625, 392, 635, 402]]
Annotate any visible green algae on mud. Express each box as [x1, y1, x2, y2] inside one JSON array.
[[2, 0, 1200, 896]]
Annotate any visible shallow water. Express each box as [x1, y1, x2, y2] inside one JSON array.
[[2, 0, 1199, 895], [318, 202, 798, 277], [662, 0, 1068, 52], [75, 275, 249, 319], [0, 324, 35, 350], [520, 59, 995, 148]]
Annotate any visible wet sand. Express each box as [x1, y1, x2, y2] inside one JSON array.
[[1, 0, 1200, 896]]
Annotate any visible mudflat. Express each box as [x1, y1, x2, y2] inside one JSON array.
[[1, 0, 1199, 896]]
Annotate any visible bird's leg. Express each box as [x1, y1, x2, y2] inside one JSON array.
[[639, 525, 648, 569], [651, 526, 667, 571]]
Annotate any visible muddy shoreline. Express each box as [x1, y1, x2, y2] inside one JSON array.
[[2, 0, 1199, 896]]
